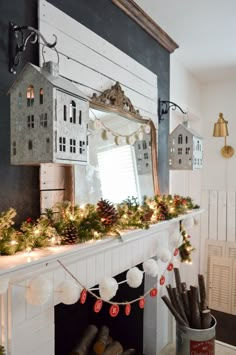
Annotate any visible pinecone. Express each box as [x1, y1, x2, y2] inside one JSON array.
[[61, 221, 79, 245], [97, 199, 118, 227], [157, 201, 169, 220]]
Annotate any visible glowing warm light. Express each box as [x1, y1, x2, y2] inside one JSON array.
[[80, 205, 85, 210], [69, 214, 75, 221], [123, 214, 128, 219], [34, 229, 40, 235], [170, 207, 175, 212], [10, 240, 18, 245], [94, 231, 99, 237], [50, 236, 56, 244]]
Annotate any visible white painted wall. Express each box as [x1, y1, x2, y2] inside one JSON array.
[[201, 78, 236, 191], [169, 55, 203, 285]]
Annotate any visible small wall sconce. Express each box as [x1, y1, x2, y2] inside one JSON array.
[[158, 98, 187, 123], [213, 112, 234, 158]]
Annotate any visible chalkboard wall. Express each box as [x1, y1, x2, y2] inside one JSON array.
[[0, 0, 169, 222]]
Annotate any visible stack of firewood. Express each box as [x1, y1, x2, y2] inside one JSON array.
[[161, 268, 212, 329], [70, 324, 136, 355]]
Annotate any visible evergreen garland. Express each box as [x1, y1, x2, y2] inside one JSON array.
[[0, 345, 5, 355], [0, 194, 199, 256]]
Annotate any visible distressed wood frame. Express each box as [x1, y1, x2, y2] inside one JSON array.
[[112, 0, 178, 53]]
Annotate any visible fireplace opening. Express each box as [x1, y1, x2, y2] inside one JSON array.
[[55, 265, 144, 355]]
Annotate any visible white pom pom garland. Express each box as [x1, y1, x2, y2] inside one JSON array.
[[25, 276, 52, 305], [182, 216, 194, 230], [156, 247, 171, 263], [57, 280, 81, 305], [126, 267, 143, 288], [170, 229, 182, 245], [99, 277, 118, 301], [143, 259, 159, 277], [0, 277, 9, 294]]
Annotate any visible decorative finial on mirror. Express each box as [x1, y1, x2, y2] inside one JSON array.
[[91, 82, 142, 120]]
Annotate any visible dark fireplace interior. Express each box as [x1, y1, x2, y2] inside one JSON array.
[[55, 265, 144, 355]]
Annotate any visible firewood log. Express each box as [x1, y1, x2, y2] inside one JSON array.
[[198, 274, 207, 311], [201, 309, 212, 329], [103, 341, 123, 355], [70, 324, 98, 355], [190, 286, 201, 329], [93, 326, 110, 355], [161, 295, 188, 327], [173, 288, 189, 326], [181, 282, 187, 292]]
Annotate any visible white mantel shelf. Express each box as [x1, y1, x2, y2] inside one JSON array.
[[0, 209, 203, 280]]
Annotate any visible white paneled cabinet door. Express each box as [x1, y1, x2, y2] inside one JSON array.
[[208, 256, 232, 314]]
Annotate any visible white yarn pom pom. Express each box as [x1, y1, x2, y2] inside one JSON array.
[[143, 259, 159, 277], [156, 247, 171, 263], [99, 277, 118, 301], [170, 229, 182, 246], [57, 280, 81, 305], [25, 276, 52, 305], [126, 267, 143, 288], [0, 277, 9, 294], [182, 216, 194, 230]]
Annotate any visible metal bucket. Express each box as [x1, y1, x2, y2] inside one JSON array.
[[176, 316, 216, 355]]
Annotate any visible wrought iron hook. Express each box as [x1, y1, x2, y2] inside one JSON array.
[[158, 98, 187, 123], [9, 21, 57, 74]]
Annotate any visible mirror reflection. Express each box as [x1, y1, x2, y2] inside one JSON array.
[[74, 108, 154, 205]]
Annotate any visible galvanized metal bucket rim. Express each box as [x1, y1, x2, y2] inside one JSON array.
[[177, 315, 217, 334]]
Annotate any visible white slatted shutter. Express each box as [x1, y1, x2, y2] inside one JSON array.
[[209, 256, 232, 314], [205, 240, 226, 301], [226, 242, 236, 259]]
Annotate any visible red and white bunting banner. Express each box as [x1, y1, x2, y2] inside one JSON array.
[[109, 304, 119, 317], [80, 289, 87, 304], [94, 299, 103, 313], [125, 303, 131, 316]]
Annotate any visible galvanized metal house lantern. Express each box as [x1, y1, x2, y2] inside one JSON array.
[[9, 61, 89, 165], [168, 123, 203, 170]]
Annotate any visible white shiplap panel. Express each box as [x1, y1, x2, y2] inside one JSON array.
[[111, 248, 120, 277], [209, 190, 218, 240], [39, 21, 157, 100], [39, 0, 157, 87], [217, 190, 227, 241], [227, 191, 236, 242], [39, 47, 158, 117]]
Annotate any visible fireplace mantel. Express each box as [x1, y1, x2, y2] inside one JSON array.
[[0, 209, 203, 355], [0, 209, 202, 281]]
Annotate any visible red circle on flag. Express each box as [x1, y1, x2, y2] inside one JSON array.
[[150, 288, 158, 297], [167, 263, 174, 271], [174, 248, 179, 256], [125, 303, 131, 316], [80, 289, 87, 304], [160, 275, 165, 286], [94, 299, 103, 313], [139, 298, 145, 309], [109, 304, 119, 317]]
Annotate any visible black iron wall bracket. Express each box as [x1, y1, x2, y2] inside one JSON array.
[[8, 21, 57, 74], [158, 98, 187, 123]]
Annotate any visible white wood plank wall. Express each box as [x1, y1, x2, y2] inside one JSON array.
[[38, 0, 158, 123]]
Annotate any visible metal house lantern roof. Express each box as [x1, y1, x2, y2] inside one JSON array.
[[170, 123, 202, 139], [8, 62, 88, 100]]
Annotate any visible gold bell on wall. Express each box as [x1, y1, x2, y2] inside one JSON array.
[[213, 112, 234, 158]]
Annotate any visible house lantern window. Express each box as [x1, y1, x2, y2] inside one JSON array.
[[185, 136, 188, 144], [18, 92, 22, 108], [39, 88, 44, 104], [64, 105, 67, 121], [178, 134, 183, 144], [70, 100, 76, 123], [27, 115, 34, 128], [27, 85, 34, 107]]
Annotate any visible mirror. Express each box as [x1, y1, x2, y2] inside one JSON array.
[[74, 82, 159, 205]]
